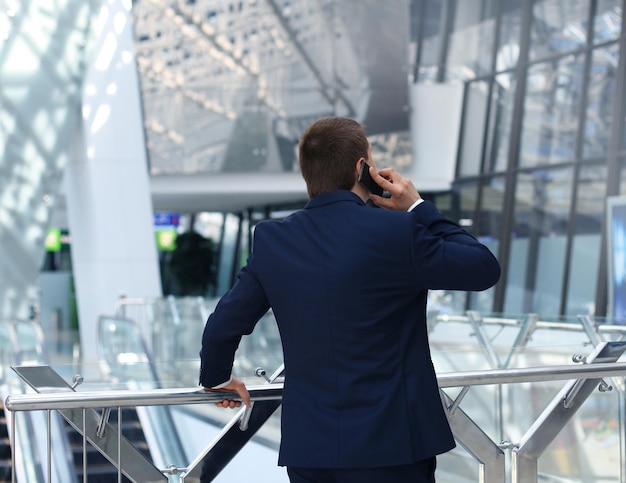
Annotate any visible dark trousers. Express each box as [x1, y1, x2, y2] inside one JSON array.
[[287, 457, 437, 483]]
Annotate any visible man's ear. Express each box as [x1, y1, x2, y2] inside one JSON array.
[[356, 157, 365, 174]]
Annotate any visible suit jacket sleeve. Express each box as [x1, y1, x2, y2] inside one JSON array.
[[199, 262, 270, 387], [411, 201, 501, 291]]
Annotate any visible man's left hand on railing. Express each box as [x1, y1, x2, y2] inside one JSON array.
[[204, 376, 252, 409]]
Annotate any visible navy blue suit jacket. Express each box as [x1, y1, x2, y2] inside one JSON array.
[[200, 190, 500, 468]]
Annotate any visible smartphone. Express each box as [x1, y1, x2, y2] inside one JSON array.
[[358, 161, 383, 197]]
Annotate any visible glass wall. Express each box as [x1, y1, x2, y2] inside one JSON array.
[[520, 54, 583, 168], [528, 0, 590, 61], [140, 0, 626, 318], [584, 44, 618, 158], [488, 72, 517, 173], [132, 0, 626, 319], [471, 176, 505, 312], [497, 0, 525, 71], [446, 0, 498, 81], [413, 0, 445, 82], [415, 0, 626, 317], [0, 0, 100, 320], [566, 164, 606, 314]]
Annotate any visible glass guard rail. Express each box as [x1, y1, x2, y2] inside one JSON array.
[[111, 295, 624, 384], [6, 342, 626, 483], [433, 313, 626, 341], [101, 300, 626, 481], [97, 315, 190, 471], [0, 321, 76, 483]]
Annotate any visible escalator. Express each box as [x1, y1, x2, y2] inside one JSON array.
[[4, 312, 280, 482], [0, 399, 12, 482], [97, 315, 187, 472], [63, 408, 150, 483], [1, 320, 166, 483]]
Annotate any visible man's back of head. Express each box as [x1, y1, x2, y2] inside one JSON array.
[[298, 117, 369, 197]]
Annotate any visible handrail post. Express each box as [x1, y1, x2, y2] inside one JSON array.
[[512, 341, 626, 483], [503, 313, 539, 369], [96, 408, 111, 438], [441, 389, 506, 483], [467, 310, 505, 443], [183, 364, 285, 481]]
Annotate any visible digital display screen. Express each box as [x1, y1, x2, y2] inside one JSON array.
[[607, 196, 626, 322]]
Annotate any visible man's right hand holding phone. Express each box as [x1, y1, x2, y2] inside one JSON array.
[[368, 166, 422, 212]]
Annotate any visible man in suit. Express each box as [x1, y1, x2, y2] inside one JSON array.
[[199, 116, 501, 482]]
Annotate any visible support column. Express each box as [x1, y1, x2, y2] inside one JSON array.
[[64, 0, 161, 363]]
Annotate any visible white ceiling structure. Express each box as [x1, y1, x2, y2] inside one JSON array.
[[130, 0, 412, 213]]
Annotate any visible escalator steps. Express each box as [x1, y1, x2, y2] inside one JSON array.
[[65, 407, 151, 483], [0, 405, 11, 483]]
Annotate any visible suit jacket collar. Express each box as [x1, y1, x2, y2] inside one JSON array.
[[305, 190, 365, 210]]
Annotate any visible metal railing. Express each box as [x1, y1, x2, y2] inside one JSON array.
[[5, 341, 626, 482], [5, 303, 626, 481]]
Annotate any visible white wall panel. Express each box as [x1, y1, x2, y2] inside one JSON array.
[[65, 0, 161, 362], [409, 83, 464, 192]]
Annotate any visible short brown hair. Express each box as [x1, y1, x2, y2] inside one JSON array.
[[298, 117, 369, 197]]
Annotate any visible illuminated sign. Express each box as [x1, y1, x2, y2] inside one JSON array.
[[154, 213, 180, 227], [156, 228, 177, 251], [45, 228, 62, 252]]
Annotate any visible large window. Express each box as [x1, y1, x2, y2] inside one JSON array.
[[505, 168, 574, 314], [415, 0, 445, 82], [529, 0, 590, 61], [415, 0, 626, 317], [470, 176, 505, 312], [584, 44, 619, 158], [593, 0, 623, 44], [446, 0, 498, 81], [566, 164, 606, 315], [496, 0, 524, 71], [477, 176, 507, 241], [487, 72, 517, 173], [520, 55, 585, 168], [0, 0, 97, 320]]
